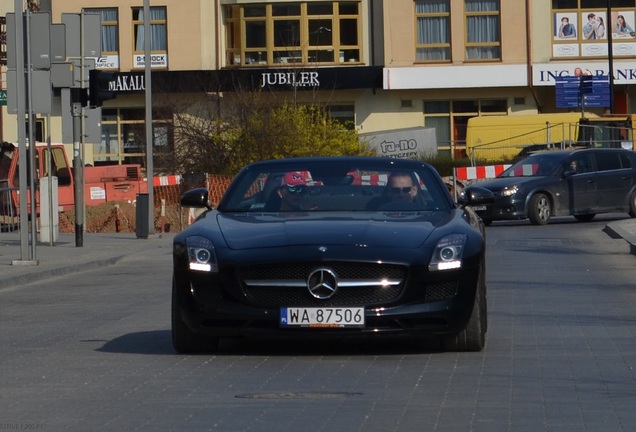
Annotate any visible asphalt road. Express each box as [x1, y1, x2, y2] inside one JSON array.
[[1, 215, 636, 431]]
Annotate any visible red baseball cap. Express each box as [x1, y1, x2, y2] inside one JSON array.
[[281, 172, 307, 187]]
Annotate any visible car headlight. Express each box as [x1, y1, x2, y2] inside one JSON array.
[[429, 234, 466, 271], [500, 185, 519, 197], [186, 236, 218, 272]]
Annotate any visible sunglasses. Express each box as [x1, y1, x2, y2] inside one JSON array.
[[285, 185, 306, 194], [390, 186, 414, 194]]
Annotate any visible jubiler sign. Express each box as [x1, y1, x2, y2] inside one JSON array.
[[261, 71, 319, 88]]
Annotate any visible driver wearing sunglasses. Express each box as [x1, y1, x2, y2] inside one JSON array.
[[364, 171, 418, 210], [387, 172, 417, 203], [277, 172, 308, 211]]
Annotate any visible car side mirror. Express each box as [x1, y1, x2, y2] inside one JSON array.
[[180, 187, 213, 210], [458, 186, 495, 207]]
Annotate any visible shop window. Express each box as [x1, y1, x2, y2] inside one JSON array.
[[424, 99, 507, 158], [96, 108, 173, 172], [326, 104, 355, 129]]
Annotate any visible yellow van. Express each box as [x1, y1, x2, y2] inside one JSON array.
[[465, 112, 600, 162]]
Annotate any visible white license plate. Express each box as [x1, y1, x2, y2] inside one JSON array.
[[472, 205, 487, 211], [280, 307, 365, 328]]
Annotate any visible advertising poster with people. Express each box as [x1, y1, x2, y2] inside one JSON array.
[[581, 11, 606, 40], [553, 10, 636, 57], [555, 12, 578, 40], [612, 11, 635, 38]]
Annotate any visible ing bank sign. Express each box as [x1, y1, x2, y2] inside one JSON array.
[[534, 63, 636, 86]]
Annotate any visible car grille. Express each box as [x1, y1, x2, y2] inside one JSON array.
[[425, 281, 458, 302], [239, 262, 407, 307]]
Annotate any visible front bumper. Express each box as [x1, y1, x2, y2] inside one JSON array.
[[474, 196, 527, 221], [174, 265, 481, 339]]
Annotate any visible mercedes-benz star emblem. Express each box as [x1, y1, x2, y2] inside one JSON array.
[[307, 268, 338, 299]]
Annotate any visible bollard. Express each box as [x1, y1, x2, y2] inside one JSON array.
[[136, 193, 150, 238]]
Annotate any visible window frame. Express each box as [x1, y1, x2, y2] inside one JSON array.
[[84, 7, 119, 55], [464, 0, 501, 61], [423, 98, 508, 158], [97, 108, 173, 169], [131, 6, 168, 58], [224, 2, 362, 67], [415, 0, 451, 63]]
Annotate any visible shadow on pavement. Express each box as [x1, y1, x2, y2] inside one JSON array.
[[97, 330, 444, 356]]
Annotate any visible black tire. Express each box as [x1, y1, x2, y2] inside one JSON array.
[[573, 214, 596, 222], [481, 218, 492, 226], [441, 273, 487, 352], [629, 191, 636, 218], [172, 278, 219, 354], [528, 193, 551, 225]]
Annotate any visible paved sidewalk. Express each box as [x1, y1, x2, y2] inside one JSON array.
[[1, 218, 636, 290], [604, 217, 636, 254], [1, 231, 175, 289]]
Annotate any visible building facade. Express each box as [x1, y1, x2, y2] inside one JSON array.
[[1, 0, 635, 170]]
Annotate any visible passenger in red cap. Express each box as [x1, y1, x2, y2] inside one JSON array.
[[277, 172, 307, 211]]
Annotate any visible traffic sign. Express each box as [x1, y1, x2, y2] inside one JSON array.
[[555, 75, 610, 109]]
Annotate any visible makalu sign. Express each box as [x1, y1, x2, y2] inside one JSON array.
[[360, 127, 437, 159]]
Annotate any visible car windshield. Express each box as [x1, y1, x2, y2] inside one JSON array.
[[218, 160, 451, 212], [499, 153, 566, 178]]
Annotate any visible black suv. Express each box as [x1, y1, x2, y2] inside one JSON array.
[[463, 148, 636, 225]]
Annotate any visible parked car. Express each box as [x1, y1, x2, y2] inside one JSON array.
[[172, 157, 495, 353], [463, 148, 636, 225]]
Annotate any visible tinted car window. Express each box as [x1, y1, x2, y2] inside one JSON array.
[[500, 153, 564, 177], [619, 153, 632, 169], [220, 162, 451, 212], [595, 152, 622, 171], [568, 153, 594, 174]]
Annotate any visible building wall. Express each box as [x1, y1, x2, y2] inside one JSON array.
[[49, 0, 211, 71], [384, 0, 528, 67], [3, 1, 635, 167]]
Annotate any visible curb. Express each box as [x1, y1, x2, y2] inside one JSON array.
[[1, 256, 126, 291], [604, 222, 636, 256]]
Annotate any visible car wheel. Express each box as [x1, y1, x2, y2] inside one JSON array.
[[481, 218, 492, 226], [172, 278, 219, 354], [441, 272, 487, 352], [629, 191, 636, 218], [528, 193, 551, 225], [574, 214, 596, 222]]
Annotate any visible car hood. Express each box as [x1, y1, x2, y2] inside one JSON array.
[[474, 176, 546, 192], [216, 212, 450, 250]]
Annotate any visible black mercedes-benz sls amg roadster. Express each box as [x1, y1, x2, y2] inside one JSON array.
[[172, 157, 494, 353]]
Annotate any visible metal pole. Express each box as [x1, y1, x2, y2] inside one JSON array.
[[13, 0, 33, 264], [26, 9, 37, 261], [47, 114, 53, 246], [144, 0, 155, 235], [80, 11, 87, 235], [72, 97, 83, 247], [607, 0, 615, 114]]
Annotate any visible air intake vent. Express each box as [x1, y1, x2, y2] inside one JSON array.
[[126, 167, 140, 179]]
